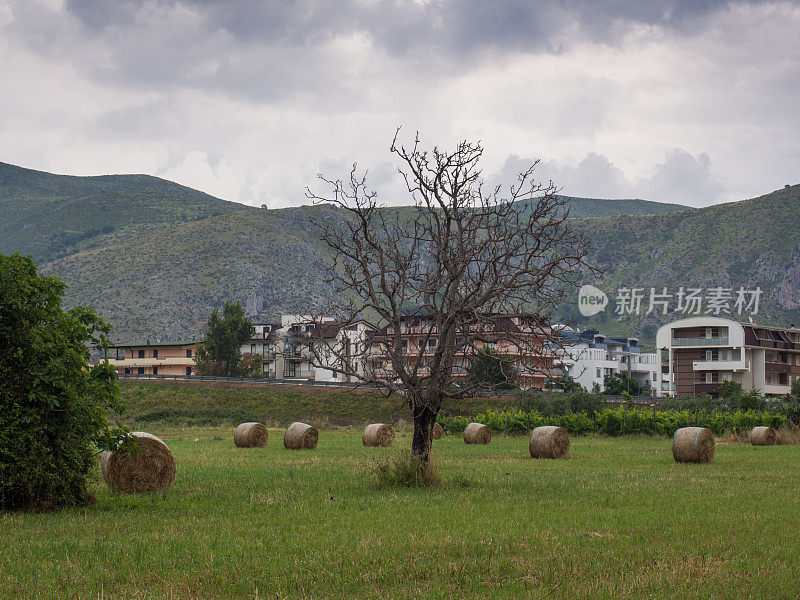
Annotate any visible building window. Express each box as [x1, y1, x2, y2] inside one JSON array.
[[284, 361, 296, 378], [153, 367, 158, 375], [153, 349, 158, 358], [186, 367, 192, 376], [251, 344, 256, 354], [124, 368, 130, 374], [596, 368, 601, 378], [138, 350, 145, 358], [137, 367, 145, 374], [186, 349, 192, 357]]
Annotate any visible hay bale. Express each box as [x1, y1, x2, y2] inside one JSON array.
[[750, 425, 776, 446], [234, 422, 269, 448], [529, 426, 570, 459], [283, 422, 318, 450], [363, 423, 395, 447], [672, 427, 715, 463], [432, 422, 444, 440], [100, 432, 176, 494], [463, 422, 491, 445]]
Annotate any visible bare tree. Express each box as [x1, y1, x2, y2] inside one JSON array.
[[304, 131, 592, 476]]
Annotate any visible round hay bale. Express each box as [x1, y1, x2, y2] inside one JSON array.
[[750, 425, 776, 446], [234, 422, 269, 448], [672, 427, 715, 463], [363, 423, 395, 447], [432, 422, 444, 440], [283, 422, 318, 450], [463, 422, 491, 445], [529, 425, 570, 459], [100, 432, 176, 494]]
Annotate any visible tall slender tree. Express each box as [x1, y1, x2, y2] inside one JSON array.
[[195, 301, 259, 377]]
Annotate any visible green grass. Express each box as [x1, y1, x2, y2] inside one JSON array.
[[117, 381, 522, 428], [2, 430, 800, 599]]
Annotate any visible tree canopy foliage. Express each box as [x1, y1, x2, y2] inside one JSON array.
[[603, 372, 645, 396], [467, 348, 518, 390], [195, 301, 260, 377], [0, 254, 127, 510]]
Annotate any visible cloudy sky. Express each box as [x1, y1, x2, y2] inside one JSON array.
[[1, 0, 798, 208]]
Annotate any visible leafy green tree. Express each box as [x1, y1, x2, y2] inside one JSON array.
[[194, 301, 257, 377], [467, 347, 518, 390], [738, 389, 763, 411], [719, 379, 742, 407], [792, 377, 800, 400], [603, 372, 644, 396], [0, 254, 127, 510], [545, 375, 584, 393]]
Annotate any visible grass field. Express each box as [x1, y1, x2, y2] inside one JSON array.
[[116, 381, 521, 428], [2, 429, 800, 599]]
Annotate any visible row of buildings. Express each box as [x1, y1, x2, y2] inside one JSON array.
[[107, 315, 800, 398]]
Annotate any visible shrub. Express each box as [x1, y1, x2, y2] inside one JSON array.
[[374, 453, 439, 488], [0, 254, 127, 510], [739, 389, 764, 411], [439, 406, 787, 438]]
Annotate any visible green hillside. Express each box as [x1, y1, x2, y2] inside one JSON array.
[[570, 184, 800, 340], [1, 161, 796, 345], [527, 195, 692, 219], [42, 205, 339, 343], [0, 162, 246, 263]]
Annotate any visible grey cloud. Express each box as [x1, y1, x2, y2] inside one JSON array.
[[41, 0, 749, 100]]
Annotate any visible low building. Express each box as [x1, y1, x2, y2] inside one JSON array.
[[656, 317, 800, 397], [107, 341, 197, 377], [554, 328, 659, 393]]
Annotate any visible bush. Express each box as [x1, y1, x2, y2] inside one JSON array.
[[374, 453, 439, 488], [439, 405, 787, 438], [0, 254, 127, 511], [738, 389, 764, 411]]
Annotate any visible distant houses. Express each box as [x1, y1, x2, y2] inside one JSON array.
[[554, 328, 660, 394], [107, 313, 800, 398]]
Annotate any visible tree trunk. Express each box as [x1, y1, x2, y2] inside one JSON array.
[[411, 402, 437, 470]]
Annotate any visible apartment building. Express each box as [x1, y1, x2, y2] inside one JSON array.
[[656, 316, 800, 397], [242, 316, 374, 382], [367, 313, 553, 389], [107, 341, 197, 376], [242, 321, 281, 378], [554, 328, 659, 393]]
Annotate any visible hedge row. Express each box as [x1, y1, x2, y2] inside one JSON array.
[[437, 407, 788, 437]]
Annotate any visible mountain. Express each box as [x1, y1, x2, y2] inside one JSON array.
[[532, 196, 692, 219], [571, 184, 800, 343], [0, 162, 246, 263], [2, 161, 796, 345]]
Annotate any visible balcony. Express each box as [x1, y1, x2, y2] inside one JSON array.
[[108, 357, 195, 367], [671, 337, 729, 347], [692, 359, 750, 371]]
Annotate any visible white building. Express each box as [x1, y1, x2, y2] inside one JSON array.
[[555, 328, 660, 393], [655, 316, 800, 397], [241, 315, 374, 383]]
